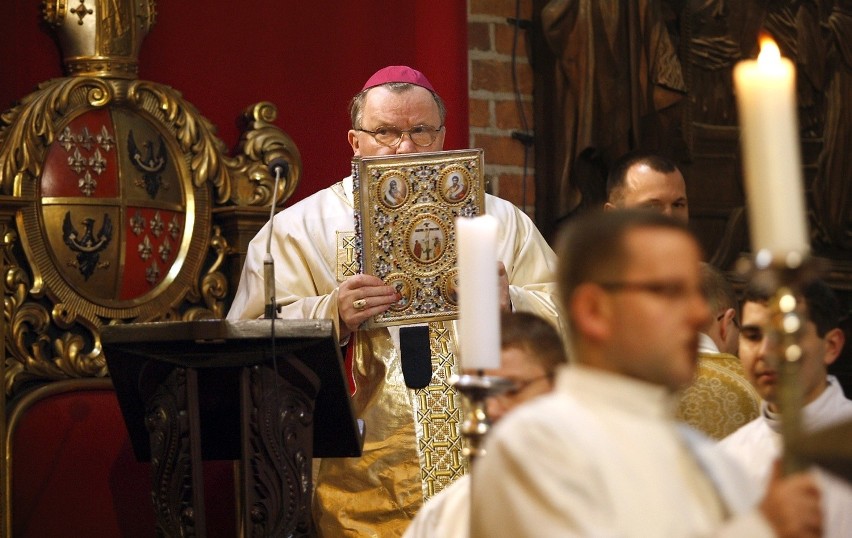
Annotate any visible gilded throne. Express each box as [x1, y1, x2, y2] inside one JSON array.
[[1, 1, 302, 535]]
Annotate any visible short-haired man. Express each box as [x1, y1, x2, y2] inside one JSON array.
[[719, 279, 852, 537], [403, 311, 567, 538], [471, 210, 822, 537], [676, 262, 761, 439], [604, 159, 757, 438], [604, 150, 688, 223], [699, 262, 742, 356]]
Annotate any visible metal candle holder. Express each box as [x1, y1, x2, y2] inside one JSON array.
[[768, 281, 805, 474], [747, 251, 820, 475], [450, 372, 514, 464]]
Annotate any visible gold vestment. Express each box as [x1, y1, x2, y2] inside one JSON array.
[[228, 178, 563, 536], [676, 352, 761, 440]]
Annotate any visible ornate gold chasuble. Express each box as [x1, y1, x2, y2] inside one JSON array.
[[313, 232, 468, 537], [676, 351, 761, 440]]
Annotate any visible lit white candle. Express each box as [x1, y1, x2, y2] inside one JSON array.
[[733, 37, 810, 259], [455, 215, 500, 370]]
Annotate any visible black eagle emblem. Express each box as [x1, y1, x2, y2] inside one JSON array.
[[128, 130, 168, 199], [62, 212, 113, 280]]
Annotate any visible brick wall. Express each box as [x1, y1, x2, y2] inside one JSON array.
[[468, 0, 536, 217]]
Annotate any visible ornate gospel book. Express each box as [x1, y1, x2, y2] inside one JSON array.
[[353, 149, 485, 328]]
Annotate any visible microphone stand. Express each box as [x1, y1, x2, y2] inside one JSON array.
[[264, 163, 284, 320], [264, 162, 284, 437]]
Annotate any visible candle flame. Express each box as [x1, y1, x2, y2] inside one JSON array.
[[757, 36, 781, 66]]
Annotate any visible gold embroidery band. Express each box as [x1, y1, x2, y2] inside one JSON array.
[[413, 321, 468, 501], [337, 231, 359, 281]]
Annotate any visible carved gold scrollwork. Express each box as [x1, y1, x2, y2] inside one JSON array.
[[4, 243, 110, 394], [52, 331, 106, 378], [3, 246, 27, 315], [5, 296, 108, 395], [182, 226, 230, 321], [127, 81, 235, 204], [52, 303, 78, 330], [230, 101, 302, 208], [8, 303, 48, 378]]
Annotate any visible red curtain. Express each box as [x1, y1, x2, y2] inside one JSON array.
[[0, 1, 468, 205]]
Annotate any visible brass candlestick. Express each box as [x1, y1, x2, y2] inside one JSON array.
[[768, 282, 805, 474], [450, 372, 513, 464], [747, 251, 820, 475]]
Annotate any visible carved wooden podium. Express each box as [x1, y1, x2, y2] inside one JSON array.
[[101, 319, 362, 537]]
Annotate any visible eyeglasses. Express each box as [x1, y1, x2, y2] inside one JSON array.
[[597, 280, 704, 301], [497, 374, 553, 399], [356, 124, 444, 147]]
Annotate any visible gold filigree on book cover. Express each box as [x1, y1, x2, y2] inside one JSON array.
[[352, 149, 485, 328]]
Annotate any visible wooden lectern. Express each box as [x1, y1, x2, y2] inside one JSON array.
[[102, 319, 362, 538]]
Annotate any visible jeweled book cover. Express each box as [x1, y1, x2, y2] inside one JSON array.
[[353, 149, 485, 328]]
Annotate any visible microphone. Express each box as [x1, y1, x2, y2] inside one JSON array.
[[263, 158, 285, 319], [267, 157, 289, 181]]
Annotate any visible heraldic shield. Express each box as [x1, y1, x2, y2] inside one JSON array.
[[35, 106, 196, 309], [16, 99, 210, 322]]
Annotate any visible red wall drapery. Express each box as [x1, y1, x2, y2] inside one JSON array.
[[0, 1, 468, 205]]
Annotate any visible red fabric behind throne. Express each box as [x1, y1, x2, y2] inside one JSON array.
[[9, 383, 156, 537], [8, 382, 235, 537]]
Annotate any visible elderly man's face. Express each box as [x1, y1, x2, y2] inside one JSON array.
[[616, 164, 689, 223], [348, 86, 445, 157]]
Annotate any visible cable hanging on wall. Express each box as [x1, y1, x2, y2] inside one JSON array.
[[507, 0, 534, 215]]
